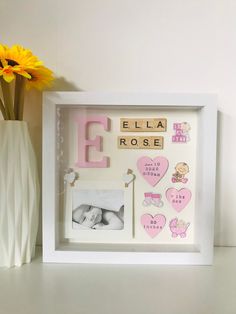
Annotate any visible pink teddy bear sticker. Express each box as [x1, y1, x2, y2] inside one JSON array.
[[169, 218, 190, 238], [171, 162, 189, 184]]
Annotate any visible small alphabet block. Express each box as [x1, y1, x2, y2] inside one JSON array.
[[118, 136, 164, 149], [120, 118, 167, 132]]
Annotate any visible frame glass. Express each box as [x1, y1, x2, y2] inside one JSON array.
[[43, 92, 217, 265]]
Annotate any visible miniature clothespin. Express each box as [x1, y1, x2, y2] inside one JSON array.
[[64, 168, 79, 187], [122, 168, 135, 188]]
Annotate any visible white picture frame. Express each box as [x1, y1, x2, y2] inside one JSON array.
[[43, 92, 217, 265]]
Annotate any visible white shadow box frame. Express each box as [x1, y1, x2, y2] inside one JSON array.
[[43, 92, 217, 265]]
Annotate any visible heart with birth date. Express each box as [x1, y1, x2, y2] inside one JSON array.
[[141, 214, 166, 238], [166, 188, 192, 212], [137, 156, 169, 186]]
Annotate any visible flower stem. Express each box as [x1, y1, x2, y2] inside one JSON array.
[[14, 75, 26, 120], [18, 77, 26, 121], [0, 97, 7, 119], [0, 78, 15, 120]]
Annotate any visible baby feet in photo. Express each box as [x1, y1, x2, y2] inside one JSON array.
[[93, 223, 104, 229]]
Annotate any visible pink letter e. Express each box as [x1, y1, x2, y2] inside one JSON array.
[[75, 115, 109, 168]]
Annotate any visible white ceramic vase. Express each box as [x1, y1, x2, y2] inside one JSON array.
[[0, 121, 39, 267]]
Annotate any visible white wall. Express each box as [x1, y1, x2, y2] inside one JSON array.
[[1, 0, 236, 246]]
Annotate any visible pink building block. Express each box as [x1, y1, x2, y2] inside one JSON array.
[[172, 135, 187, 143], [173, 123, 182, 130]]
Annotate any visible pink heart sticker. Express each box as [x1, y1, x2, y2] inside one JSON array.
[[166, 188, 191, 212], [141, 214, 166, 238], [137, 156, 169, 186]]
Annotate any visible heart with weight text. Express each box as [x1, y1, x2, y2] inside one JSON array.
[[166, 188, 192, 212]]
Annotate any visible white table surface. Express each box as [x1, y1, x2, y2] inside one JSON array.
[[0, 246, 235, 314]]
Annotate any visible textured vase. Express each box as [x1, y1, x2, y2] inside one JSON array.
[[0, 121, 39, 267]]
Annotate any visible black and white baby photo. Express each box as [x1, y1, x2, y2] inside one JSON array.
[[72, 190, 124, 230]]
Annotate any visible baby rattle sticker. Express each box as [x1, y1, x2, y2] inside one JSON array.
[[166, 188, 191, 212], [141, 214, 166, 238], [172, 162, 189, 183], [137, 156, 169, 186]]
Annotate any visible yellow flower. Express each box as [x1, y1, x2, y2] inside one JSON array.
[[4, 44, 43, 69], [14, 65, 32, 79], [0, 59, 31, 83], [26, 66, 54, 90], [0, 43, 54, 120], [0, 59, 16, 82], [0, 44, 8, 60], [0, 44, 54, 86]]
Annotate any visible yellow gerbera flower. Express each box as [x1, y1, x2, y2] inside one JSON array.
[[0, 44, 8, 60], [3, 44, 43, 69], [0, 59, 31, 83], [0, 43, 54, 120], [0, 58, 16, 82], [26, 66, 54, 90], [14, 65, 32, 79]]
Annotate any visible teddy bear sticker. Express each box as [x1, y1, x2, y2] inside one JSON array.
[[172, 162, 189, 184]]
